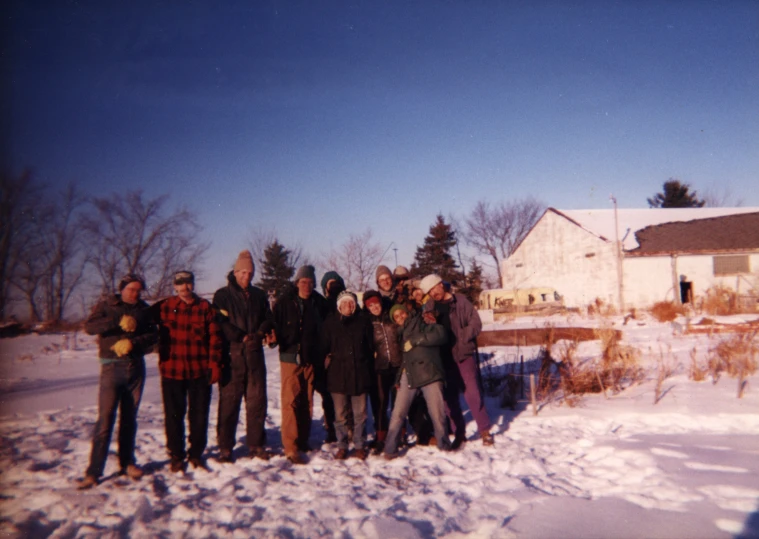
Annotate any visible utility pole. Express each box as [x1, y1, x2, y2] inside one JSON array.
[[393, 248, 398, 267], [610, 195, 625, 312]]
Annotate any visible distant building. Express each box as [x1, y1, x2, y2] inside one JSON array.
[[501, 207, 759, 310]]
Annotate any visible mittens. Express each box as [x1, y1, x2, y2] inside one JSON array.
[[111, 339, 133, 357], [119, 315, 137, 333]]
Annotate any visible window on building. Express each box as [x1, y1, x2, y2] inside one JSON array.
[[713, 255, 750, 275]]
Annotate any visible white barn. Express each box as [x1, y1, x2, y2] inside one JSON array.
[[501, 207, 759, 310]]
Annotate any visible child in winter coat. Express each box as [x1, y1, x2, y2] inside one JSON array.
[[383, 304, 452, 459]]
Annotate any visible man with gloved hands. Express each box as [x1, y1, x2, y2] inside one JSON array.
[[78, 274, 158, 489]]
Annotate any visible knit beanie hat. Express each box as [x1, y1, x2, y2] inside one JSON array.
[[393, 266, 410, 280], [375, 265, 392, 283], [389, 303, 408, 323], [362, 289, 382, 308], [336, 290, 357, 312], [420, 274, 443, 295], [234, 250, 255, 273], [119, 273, 146, 292], [321, 270, 345, 294], [294, 265, 316, 284]]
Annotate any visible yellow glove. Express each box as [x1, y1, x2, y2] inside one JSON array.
[[403, 340, 413, 352], [119, 315, 137, 333], [111, 339, 133, 357]]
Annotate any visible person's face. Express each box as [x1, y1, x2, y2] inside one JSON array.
[[297, 278, 314, 299], [174, 280, 195, 302], [377, 274, 393, 292], [338, 299, 356, 317], [366, 300, 382, 317], [235, 268, 253, 289], [121, 281, 142, 304], [393, 309, 408, 326], [412, 289, 424, 303], [428, 282, 446, 301]]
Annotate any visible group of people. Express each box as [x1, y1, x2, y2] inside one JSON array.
[[78, 250, 493, 489]]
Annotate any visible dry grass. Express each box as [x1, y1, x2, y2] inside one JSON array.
[[688, 347, 708, 382], [708, 331, 758, 397], [654, 344, 678, 404], [587, 297, 617, 317], [534, 326, 643, 408], [650, 301, 685, 323], [701, 285, 739, 316]]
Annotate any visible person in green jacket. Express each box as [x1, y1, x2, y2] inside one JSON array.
[[383, 304, 452, 459]]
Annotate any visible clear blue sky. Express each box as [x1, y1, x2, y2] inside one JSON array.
[[6, 0, 758, 292]]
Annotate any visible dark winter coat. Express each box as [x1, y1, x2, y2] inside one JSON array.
[[273, 284, 329, 365], [84, 295, 158, 361], [367, 311, 402, 371], [398, 312, 447, 389], [213, 272, 274, 367], [322, 311, 374, 396], [425, 293, 481, 361]]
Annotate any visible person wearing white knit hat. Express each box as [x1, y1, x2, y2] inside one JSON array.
[[421, 273, 494, 448]]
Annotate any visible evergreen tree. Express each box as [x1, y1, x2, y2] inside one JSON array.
[[647, 179, 705, 208], [257, 240, 295, 297], [411, 214, 464, 285], [459, 259, 485, 306]]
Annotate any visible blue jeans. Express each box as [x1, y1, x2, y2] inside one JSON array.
[[384, 372, 450, 456], [86, 359, 146, 478], [331, 393, 367, 450]]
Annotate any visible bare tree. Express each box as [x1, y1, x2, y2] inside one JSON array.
[[702, 184, 745, 208], [0, 169, 42, 319], [322, 229, 386, 291], [463, 197, 544, 286], [80, 191, 208, 299], [11, 183, 89, 322]]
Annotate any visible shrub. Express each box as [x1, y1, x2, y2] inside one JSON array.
[[650, 301, 684, 323]]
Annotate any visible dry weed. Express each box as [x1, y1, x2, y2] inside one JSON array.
[[702, 285, 738, 316], [654, 344, 678, 404], [650, 301, 684, 323], [688, 347, 708, 382], [708, 331, 758, 397]]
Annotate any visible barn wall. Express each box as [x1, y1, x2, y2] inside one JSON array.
[[501, 211, 619, 308]]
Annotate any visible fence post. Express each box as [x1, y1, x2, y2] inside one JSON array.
[[530, 374, 537, 416], [520, 356, 525, 399]]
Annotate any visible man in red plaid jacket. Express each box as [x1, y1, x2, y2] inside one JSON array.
[[155, 270, 223, 472]]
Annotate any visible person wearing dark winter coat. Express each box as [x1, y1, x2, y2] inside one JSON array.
[[383, 304, 451, 459], [273, 265, 329, 464], [78, 274, 158, 489], [317, 269, 347, 442], [362, 289, 402, 454], [322, 291, 374, 460], [213, 251, 276, 463], [420, 273, 493, 448]]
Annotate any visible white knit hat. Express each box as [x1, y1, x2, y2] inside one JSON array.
[[336, 290, 358, 311], [420, 274, 443, 295]]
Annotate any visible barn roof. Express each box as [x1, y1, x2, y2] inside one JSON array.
[[627, 211, 759, 255], [552, 207, 759, 250]]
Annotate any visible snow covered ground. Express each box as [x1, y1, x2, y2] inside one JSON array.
[[1, 313, 759, 538]]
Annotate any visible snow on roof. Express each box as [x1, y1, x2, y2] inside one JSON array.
[[554, 207, 759, 250]]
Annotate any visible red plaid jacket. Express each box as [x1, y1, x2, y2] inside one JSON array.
[[155, 294, 222, 380]]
